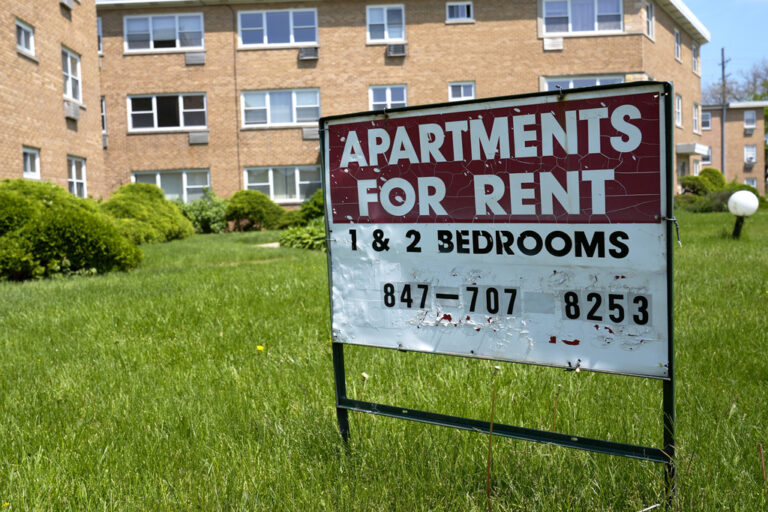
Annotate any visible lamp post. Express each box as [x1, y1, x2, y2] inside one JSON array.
[[727, 190, 759, 239]]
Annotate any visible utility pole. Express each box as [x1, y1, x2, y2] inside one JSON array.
[[720, 48, 729, 178]]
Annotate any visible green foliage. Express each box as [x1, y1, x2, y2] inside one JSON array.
[[101, 183, 194, 243], [673, 193, 711, 212], [298, 188, 324, 224], [0, 179, 143, 281], [178, 189, 228, 234], [274, 208, 304, 230], [699, 167, 726, 190], [679, 175, 715, 196], [225, 189, 285, 231], [278, 216, 326, 251]]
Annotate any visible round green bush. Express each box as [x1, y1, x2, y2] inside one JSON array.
[[674, 193, 712, 212], [275, 209, 303, 230], [178, 189, 227, 234], [679, 175, 714, 196], [298, 188, 324, 224], [226, 190, 285, 231], [0, 189, 40, 236], [699, 168, 726, 190], [0, 233, 41, 281], [101, 183, 194, 242]]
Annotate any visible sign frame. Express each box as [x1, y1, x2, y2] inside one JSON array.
[[321, 82, 676, 496]]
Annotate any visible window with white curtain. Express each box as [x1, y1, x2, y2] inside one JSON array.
[[543, 0, 622, 34], [367, 5, 405, 43], [744, 110, 757, 128], [62, 47, 81, 102], [702, 111, 711, 130], [124, 14, 204, 51], [245, 166, 321, 202], [370, 85, 407, 109], [675, 95, 682, 127], [67, 156, 87, 198], [744, 145, 757, 164], [238, 9, 317, 47], [241, 89, 320, 127], [133, 170, 210, 203]]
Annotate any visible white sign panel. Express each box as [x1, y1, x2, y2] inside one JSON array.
[[322, 84, 671, 378]]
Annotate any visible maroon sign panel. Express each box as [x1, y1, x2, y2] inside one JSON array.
[[327, 92, 662, 225]]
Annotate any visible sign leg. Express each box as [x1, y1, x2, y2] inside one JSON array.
[[332, 342, 350, 442], [663, 378, 676, 506]]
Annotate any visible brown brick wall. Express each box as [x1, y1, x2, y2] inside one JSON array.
[[701, 107, 766, 195], [0, 0, 105, 196], [97, 0, 707, 200]]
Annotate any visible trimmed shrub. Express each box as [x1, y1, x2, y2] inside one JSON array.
[[674, 193, 712, 213], [679, 175, 715, 196], [101, 183, 194, 242], [0, 179, 143, 281], [274, 209, 303, 230], [178, 189, 227, 234], [226, 190, 285, 231], [699, 168, 726, 190], [298, 188, 324, 224], [279, 217, 326, 251]]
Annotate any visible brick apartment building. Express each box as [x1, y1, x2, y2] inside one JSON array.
[[700, 101, 767, 195], [3, 0, 712, 204], [1, 0, 105, 196]]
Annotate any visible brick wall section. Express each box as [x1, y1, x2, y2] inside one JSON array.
[[97, 0, 707, 200], [0, 0, 105, 196], [701, 107, 766, 195]]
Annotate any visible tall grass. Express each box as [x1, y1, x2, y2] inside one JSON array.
[[0, 213, 766, 510]]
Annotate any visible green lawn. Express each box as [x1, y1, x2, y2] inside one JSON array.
[[1, 213, 766, 511]]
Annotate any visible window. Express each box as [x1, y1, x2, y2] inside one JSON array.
[[67, 156, 86, 198], [449, 82, 475, 101], [241, 89, 320, 127], [744, 145, 757, 164], [446, 2, 473, 22], [62, 47, 81, 102], [543, 0, 622, 34], [745, 177, 757, 188], [677, 160, 688, 177], [744, 110, 757, 129], [675, 94, 682, 127], [97, 17, 103, 53], [101, 96, 107, 133], [16, 19, 35, 56], [367, 5, 405, 43], [674, 29, 681, 60], [370, 85, 407, 109], [545, 75, 623, 91], [645, 1, 654, 38], [128, 94, 207, 132], [692, 160, 701, 176], [23, 147, 40, 180], [124, 14, 203, 51], [245, 166, 321, 203], [238, 9, 317, 47], [133, 170, 209, 203], [702, 146, 711, 165], [693, 103, 700, 133], [692, 45, 699, 73], [702, 111, 711, 130]]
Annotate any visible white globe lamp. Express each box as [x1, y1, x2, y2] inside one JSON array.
[[727, 190, 759, 238]]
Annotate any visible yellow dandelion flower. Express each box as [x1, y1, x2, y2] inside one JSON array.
[[257, 345, 264, 351], [2, 503, 9, 508]]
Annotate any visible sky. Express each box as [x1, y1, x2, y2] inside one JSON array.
[[682, 0, 768, 90]]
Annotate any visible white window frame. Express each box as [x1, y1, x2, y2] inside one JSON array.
[[97, 17, 103, 54], [744, 145, 757, 164], [62, 47, 82, 103], [542, 0, 624, 36], [446, 2, 473, 23], [241, 89, 320, 128], [702, 146, 711, 165], [366, 5, 406, 44], [692, 160, 701, 176], [693, 102, 700, 133], [237, 9, 318, 48], [123, 13, 204, 53], [645, 1, 654, 39], [369, 85, 408, 110], [67, 156, 87, 198], [744, 110, 757, 129], [692, 44, 699, 74], [675, 94, 682, 127], [244, 165, 321, 203], [23, 147, 40, 180], [544, 75, 624, 91], [101, 96, 107, 134], [702, 111, 712, 130], [132, 169, 210, 203], [127, 93, 208, 132], [745, 177, 758, 188], [16, 19, 35, 56], [449, 81, 475, 101], [674, 29, 681, 61]]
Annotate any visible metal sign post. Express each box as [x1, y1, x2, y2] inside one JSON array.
[[321, 82, 675, 496]]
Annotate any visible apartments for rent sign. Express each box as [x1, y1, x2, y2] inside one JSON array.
[[322, 83, 671, 379]]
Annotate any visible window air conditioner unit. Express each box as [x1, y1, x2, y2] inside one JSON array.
[[60, 0, 74, 9], [298, 47, 318, 60], [386, 44, 407, 57], [64, 100, 80, 121], [745, 157, 756, 165]]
